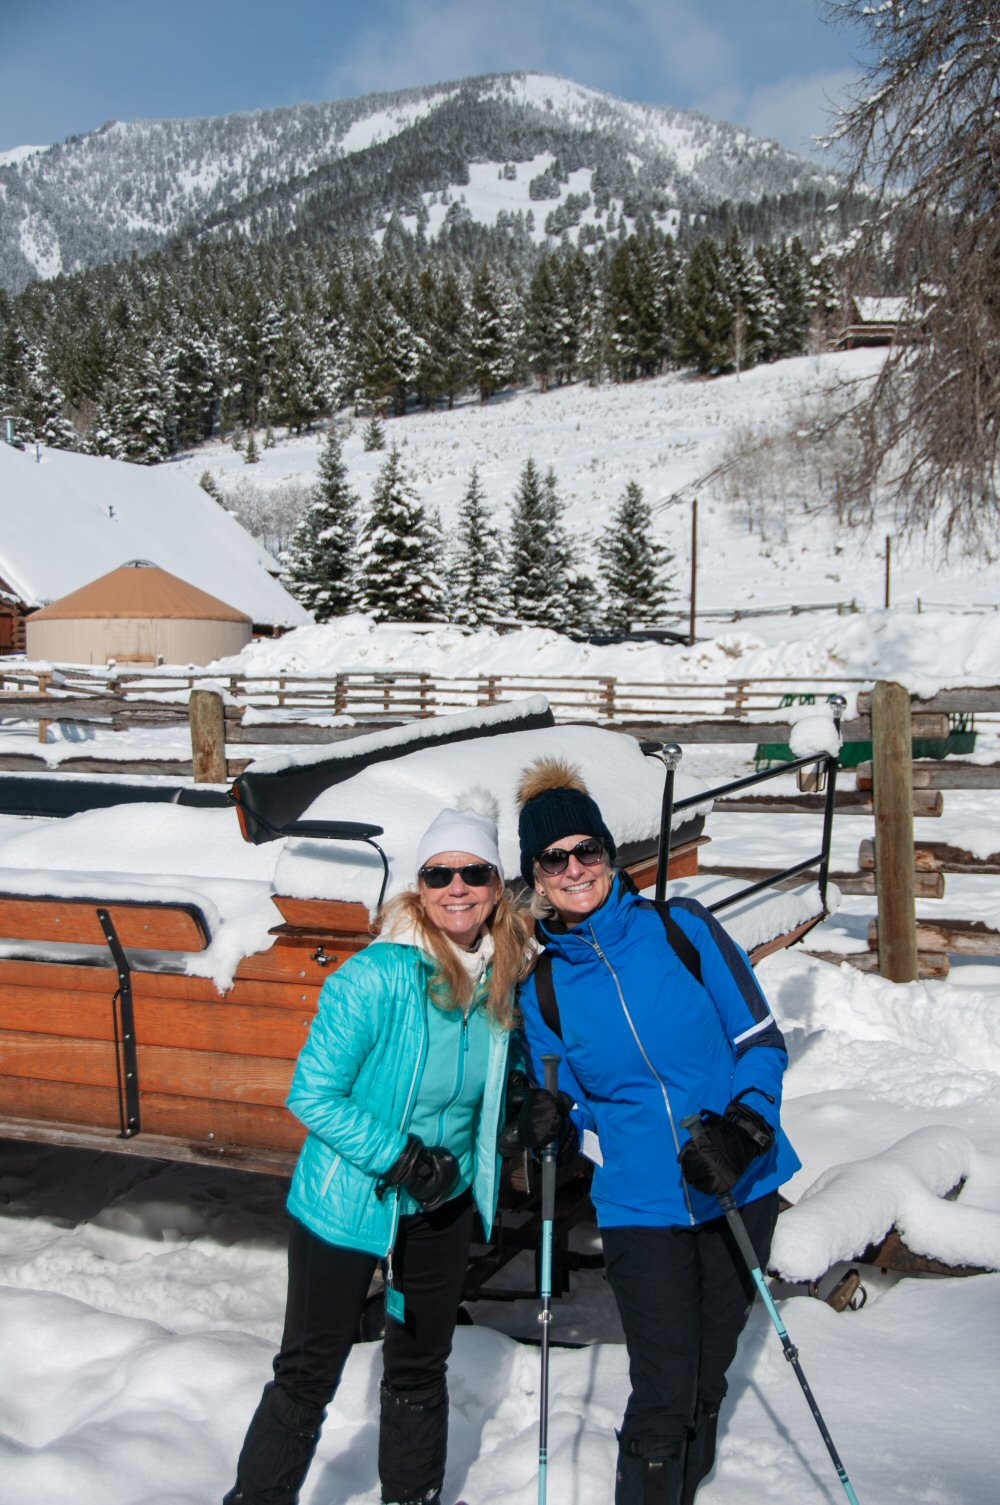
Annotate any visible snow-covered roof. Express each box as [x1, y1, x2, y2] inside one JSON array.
[[0, 442, 312, 628], [30, 561, 251, 623], [853, 295, 908, 324]]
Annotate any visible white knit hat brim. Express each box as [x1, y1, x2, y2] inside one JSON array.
[[416, 806, 503, 879]]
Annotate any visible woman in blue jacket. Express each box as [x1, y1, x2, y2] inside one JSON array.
[[512, 758, 800, 1505], [224, 797, 530, 1505]]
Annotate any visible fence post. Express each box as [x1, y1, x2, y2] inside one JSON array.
[[189, 689, 227, 784], [600, 677, 617, 722], [872, 679, 918, 981]]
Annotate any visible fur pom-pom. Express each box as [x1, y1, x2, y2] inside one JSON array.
[[516, 757, 588, 809], [455, 784, 501, 824]]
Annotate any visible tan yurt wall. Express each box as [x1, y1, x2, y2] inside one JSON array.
[[26, 616, 251, 665]]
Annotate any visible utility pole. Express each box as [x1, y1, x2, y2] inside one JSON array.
[[688, 497, 698, 647]]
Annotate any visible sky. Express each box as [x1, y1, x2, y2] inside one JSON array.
[[0, 0, 869, 162]]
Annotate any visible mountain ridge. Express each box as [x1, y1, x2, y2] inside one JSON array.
[[0, 71, 842, 293]]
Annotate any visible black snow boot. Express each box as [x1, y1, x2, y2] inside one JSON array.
[[681, 1403, 720, 1505], [379, 1377, 449, 1505], [615, 1434, 685, 1505], [223, 1380, 326, 1505]]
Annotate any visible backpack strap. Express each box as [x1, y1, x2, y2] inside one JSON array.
[[533, 949, 563, 1040], [647, 901, 703, 987], [530, 899, 702, 1048]]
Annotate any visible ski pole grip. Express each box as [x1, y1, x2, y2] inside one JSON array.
[[542, 1054, 560, 1096], [681, 1111, 706, 1142]]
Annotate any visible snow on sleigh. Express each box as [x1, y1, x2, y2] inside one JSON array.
[[0, 696, 837, 1192]]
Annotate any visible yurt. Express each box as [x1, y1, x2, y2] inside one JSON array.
[[25, 560, 254, 665]]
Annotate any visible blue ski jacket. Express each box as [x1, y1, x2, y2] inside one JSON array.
[[286, 936, 516, 1256], [518, 879, 800, 1229]]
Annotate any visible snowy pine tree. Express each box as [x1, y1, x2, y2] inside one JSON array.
[[356, 445, 442, 622], [506, 459, 572, 629], [598, 480, 675, 632], [285, 425, 358, 620], [363, 414, 386, 451], [447, 465, 507, 627]]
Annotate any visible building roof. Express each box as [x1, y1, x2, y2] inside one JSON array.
[[29, 561, 252, 623], [0, 441, 311, 628]]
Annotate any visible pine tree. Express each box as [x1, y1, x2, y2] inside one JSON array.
[[677, 237, 734, 375], [598, 480, 676, 632], [198, 470, 222, 501], [524, 257, 561, 392], [468, 260, 510, 403], [244, 429, 260, 464], [363, 413, 386, 451], [506, 459, 572, 629], [448, 465, 507, 627], [356, 445, 442, 622], [285, 425, 358, 620]]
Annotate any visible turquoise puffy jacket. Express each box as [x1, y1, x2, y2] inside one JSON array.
[[286, 937, 515, 1256]]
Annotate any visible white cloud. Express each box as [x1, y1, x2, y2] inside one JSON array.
[[692, 68, 858, 162]]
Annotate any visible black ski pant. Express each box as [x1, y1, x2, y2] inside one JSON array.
[[603, 1192, 778, 1504], [226, 1188, 475, 1505]]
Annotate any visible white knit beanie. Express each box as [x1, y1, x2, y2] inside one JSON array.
[[415, 787, 504, 879]]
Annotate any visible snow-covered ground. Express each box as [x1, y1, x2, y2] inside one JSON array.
[[172, 348, 997, 619], [2, 347, 999, 1503], [1, 939, 998, 1504]]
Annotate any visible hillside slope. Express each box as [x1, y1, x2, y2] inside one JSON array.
[[0, 71, 841, 292]]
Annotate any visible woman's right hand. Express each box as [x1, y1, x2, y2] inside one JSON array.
[[514, 1087, 576, 1152], [377, 1135, 459, 1211]]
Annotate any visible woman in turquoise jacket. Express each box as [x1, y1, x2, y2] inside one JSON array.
[[224, 797, 530, 1505]]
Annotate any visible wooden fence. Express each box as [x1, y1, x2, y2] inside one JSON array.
[[2, 665, 872, 727]]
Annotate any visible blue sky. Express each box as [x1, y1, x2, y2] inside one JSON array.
[[0, 0, 868, 160]]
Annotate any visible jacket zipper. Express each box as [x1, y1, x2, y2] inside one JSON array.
[[586, 926, 696, 1226]]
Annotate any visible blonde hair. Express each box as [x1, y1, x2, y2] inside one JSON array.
[[378, 885, 532, 1031]]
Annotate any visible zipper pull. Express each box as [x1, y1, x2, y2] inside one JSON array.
[[462, 1012, 470, 1052]]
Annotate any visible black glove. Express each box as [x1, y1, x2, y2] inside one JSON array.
[[376, 1135, 459, 1211], [498, 1069, 531, 1158], [514, 1087, 576, 1153], [679, 1103, 775, 1197]]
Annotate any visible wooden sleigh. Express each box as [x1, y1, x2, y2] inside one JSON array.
[[0, 698, 831, 1215]]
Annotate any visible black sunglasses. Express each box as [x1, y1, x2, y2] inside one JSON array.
[[535, 838, 606, 876], [419, 863, 497, 889]]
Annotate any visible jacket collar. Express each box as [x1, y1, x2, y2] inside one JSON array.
[[537, 872, 636, 957]]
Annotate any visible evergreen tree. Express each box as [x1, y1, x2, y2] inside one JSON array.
[[598, 480, 676, 632], [468, 260, 510, 403], [356, 445, 442, 622], [285, 425, 358, 620], [363, 413, 386, 451], [524, 257, 562, 392], [244, 429, 260, 464], [506, 458, 572, 629], [448, 465, 507, 627], [677, 237, 734, 375]]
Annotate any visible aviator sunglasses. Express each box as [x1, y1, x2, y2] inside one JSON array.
[[535, 837, 606, 875], [419, 862, 497, 889]]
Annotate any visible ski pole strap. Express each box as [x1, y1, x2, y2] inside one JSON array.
[[540, 1054, 560, 1225]]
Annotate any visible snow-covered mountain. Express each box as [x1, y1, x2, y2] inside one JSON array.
[[0, 72, 842, 292]]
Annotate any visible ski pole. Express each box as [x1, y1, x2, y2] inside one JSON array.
[[681, 1114, 862, 1505], [537, 1053, 561, 1505]]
